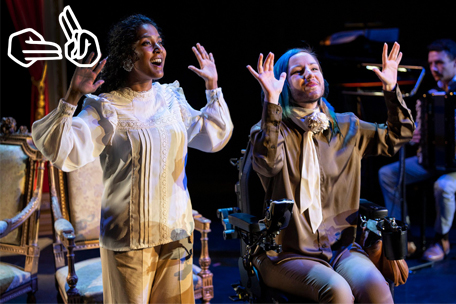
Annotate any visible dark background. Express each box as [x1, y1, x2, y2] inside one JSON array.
[[2, 0, 456, 220]]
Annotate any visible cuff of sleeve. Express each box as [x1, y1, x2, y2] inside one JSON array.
[[205, 87, 223, 103], [383, 85, 405, 109], [58, 99, 77, 116], [261, 102, 282, 129]]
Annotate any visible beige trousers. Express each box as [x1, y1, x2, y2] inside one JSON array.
[[100, 237, 195, 304], [254, 249, 394, 304]]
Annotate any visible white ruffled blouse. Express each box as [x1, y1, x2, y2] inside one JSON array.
[[32, 81, 233, 251]]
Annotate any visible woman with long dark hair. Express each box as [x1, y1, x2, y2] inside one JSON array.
[[32, 14, 233, 303]]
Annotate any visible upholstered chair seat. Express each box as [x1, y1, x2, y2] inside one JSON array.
[[55, 257, 103, 304], [0, 262, 32, 295]]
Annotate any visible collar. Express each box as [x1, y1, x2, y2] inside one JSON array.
[[437, 74, 456, 92]]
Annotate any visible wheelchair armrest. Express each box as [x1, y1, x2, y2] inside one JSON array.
[[359, 199, 388, 220], [228, 213, 264, 233]]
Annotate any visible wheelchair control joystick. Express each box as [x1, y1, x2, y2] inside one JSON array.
[[359, 199, 408, 260]]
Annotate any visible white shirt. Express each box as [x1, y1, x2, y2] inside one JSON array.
[[32, 81, 233, 250]]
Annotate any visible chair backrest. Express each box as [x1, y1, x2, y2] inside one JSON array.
[[49, 157, 104, 249], [235, 138, 266, 219], [0, 132, 44, 273]]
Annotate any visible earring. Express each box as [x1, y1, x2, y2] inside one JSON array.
[[123, 59, 134, 72]]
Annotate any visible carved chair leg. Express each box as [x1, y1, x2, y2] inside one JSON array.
[[26, 292, 37, 303]]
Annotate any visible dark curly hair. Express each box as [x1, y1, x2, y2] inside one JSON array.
[[100, 14, 161, 93]]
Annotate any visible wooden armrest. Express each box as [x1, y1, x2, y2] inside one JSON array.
[[0, 193, 42, 238]]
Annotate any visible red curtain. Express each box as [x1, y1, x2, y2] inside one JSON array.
[[6, 0, 49, 126], [6, 0, 49, 192]]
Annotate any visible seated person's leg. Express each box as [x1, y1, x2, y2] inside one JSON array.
[[378, 156, 431, 221], [253, 252, 354, 303], [434, 172, 456, 239], [334, 249, 393, 304], [424, 172, 456, 261]]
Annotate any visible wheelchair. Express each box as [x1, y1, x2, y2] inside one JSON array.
[[217, 139, 408, 303]]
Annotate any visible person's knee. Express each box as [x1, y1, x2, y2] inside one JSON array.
[[378, 164, 397, 187], [354, 274, 393, 303], [434, 177, 447, 196], [319, 276, 354, 304], [378, 165, 388, 181]]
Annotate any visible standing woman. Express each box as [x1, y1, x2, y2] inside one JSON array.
[[32, 14, 233, 303], [246, 43, 413, 303]]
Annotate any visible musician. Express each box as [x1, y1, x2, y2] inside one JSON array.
[[378, 39, 456, 262]]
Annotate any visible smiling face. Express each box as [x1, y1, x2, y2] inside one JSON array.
[[428, 50, 456, 85], [126, 23, 166, 87], [287, 52, 325, 108]]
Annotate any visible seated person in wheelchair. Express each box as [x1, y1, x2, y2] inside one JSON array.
[[245, 42, 414, 303]]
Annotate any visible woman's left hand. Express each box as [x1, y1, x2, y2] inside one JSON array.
[[372, 42, 403, 91], [188, 43, 218, 90]]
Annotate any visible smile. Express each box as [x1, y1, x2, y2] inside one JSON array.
[[151, 58, 163, 66]]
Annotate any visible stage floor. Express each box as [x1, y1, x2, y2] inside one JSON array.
[[2, 221, 455, 304]]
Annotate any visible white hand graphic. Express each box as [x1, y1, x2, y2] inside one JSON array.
[[8, 28, 62, 68], [59, 5, 101, 67]]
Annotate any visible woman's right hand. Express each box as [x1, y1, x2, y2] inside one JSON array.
[[247, 52, 286, 105], [64, 53, 107, 105]]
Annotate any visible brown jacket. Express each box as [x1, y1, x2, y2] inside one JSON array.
[[250, 87, 414, 265]]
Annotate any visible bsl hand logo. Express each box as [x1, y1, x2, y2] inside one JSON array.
[[8, 5, 101, 68]]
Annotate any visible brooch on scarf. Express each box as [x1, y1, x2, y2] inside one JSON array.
[[304, 112, 330, 134]]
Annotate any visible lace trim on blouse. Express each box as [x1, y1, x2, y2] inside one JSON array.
[[109, 85, 155, 102], [58, 99, 77, 116]]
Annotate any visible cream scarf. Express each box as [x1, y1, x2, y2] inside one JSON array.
[[289, 106, 329, 233]]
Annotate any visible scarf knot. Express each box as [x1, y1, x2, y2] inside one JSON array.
[[303, 111, 330, 134]]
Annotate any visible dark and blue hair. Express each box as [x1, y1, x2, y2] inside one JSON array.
[[273, 47, 339, 136]]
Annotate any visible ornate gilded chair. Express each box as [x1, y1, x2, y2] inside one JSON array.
[[48, 158, 214, 303], [0, 118, 45, 303], [48, 157, 104, 304]]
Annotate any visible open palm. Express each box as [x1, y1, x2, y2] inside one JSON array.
[[373, 42, 402, 91], [247, 52, 286, 104], [65, 53, 106, 105], [188, 43, 218, 90]]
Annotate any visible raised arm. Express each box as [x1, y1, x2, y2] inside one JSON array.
[[359, 42, 415, 157], [247, 53, 287, 177], [32, 54, 114, 171]]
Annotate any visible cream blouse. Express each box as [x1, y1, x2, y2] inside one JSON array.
[[32, 81, 233, 251]]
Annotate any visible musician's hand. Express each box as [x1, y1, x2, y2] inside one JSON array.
[[410, 128, 421, 145], [372, 42, 402, 91], [410, 99, 422, 145]]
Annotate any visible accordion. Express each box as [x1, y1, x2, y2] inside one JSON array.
[[418, 92, 456, 172]]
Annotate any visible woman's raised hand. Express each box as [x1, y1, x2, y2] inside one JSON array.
[[247, 52, 286, 105], [65, 52, 107, 105], [188, 43, 218, 90], [372, 42, 403, 92]]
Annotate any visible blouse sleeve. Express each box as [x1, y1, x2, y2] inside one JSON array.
[[250, 102, 285, 177], [356, 86, 415, 157], [31, 95, 117, 172], [171, 83, 233, 152]]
